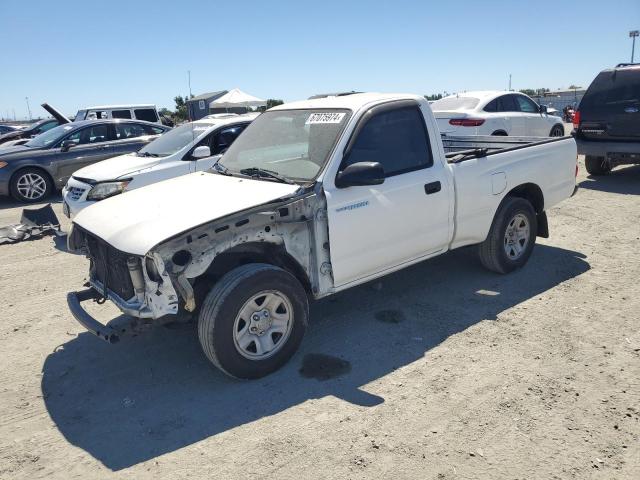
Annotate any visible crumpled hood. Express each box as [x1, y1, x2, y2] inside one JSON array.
[[72, 153, 162, 181], [73, 172, 301, 255]]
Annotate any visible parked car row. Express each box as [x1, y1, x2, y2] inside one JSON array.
[[0, 119, 170, 202], [62, 113, 257, 216]]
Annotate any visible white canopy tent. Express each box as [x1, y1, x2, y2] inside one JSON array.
[[209, 88, 266, 109]]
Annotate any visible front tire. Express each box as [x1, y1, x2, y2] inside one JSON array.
[[584, 155, 611, 175], [478, 197, 537, 274], [549, 124, 564, 137], [198, 263, 308, 379], [10, 168, 53, 203]]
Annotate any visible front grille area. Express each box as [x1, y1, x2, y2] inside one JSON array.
[[85, 233, 135, 301], [68, 186, 86, 201]]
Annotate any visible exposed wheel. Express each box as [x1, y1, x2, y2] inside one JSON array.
[[584, 155, 611, 175], [549, 124, 564, 137], [10, 168, 53, 202], [198, 263, 308, 379], [478, 197, 537, 274], [491, 130, 508, 136]]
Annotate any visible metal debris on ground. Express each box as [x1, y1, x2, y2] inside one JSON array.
[[0, 204, 62, 245]]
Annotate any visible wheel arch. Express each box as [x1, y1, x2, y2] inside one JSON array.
[[199, 242, 312, 294], [491, 129, 508, 136], [504, 182, 548, 237]]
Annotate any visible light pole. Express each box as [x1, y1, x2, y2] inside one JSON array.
[[631, 30, 639, 63], [25, 97, 32, 120]]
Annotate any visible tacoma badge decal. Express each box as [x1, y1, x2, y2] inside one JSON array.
[[335, 200, 369, 212]]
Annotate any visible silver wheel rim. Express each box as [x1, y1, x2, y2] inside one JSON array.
[[233, 290, 293, 360], [16, 172, 47, 200], [503, 213, 530, 260]]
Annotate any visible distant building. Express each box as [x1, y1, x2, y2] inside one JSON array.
[[532, 88, 586, 112], [186, 90, 251, 120]]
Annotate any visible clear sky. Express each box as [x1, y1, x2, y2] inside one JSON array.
[[1, 0, 638, 119]]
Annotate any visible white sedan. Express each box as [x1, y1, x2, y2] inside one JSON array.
[[62, 113, 258, 217], [431, 91, 565, 137]]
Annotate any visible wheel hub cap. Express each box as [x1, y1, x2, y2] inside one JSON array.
[[233, 290, 293, 360], [16, 173, 46, 200], [503, 213, 530, 260]]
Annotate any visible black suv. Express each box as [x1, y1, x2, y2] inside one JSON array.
[[574, 64, 640, 175]]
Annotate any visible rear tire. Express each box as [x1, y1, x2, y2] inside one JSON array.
[[584, 155, 611, 175], [197, 263, 308, 379], [478, 197, 537, 274], [10, 167, 53, 203], [549, 124, 564, 137]]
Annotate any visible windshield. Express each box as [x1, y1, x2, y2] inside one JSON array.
[[24, 124, 76, 148], [139, 123, 208, 157], [74, 110, 87, 121], [219, 109, 351, 182], [431, 96, 480, 111]]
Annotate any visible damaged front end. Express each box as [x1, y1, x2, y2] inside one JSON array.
[[66, 226, 182, 342], [66, 186, 333, 343]]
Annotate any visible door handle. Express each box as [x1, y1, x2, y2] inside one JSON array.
[[424, 181, 441, 195]]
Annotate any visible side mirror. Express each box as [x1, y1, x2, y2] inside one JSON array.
[[539, 105, 548, 114], [192, 145, 211, 159], [335, 161, 385, 188], [60, 140, 75, 152]]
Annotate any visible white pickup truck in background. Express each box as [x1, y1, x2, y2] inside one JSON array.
[[67, 92, 578, 379]]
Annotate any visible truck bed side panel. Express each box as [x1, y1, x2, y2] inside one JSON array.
[[449, 138, 577, 250]]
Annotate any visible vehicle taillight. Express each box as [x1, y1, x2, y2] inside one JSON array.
[[573, 110, 580, 128], [449, 118, 485, 127]]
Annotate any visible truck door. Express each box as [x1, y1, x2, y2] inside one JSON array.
[[325, 102, 451, 287]]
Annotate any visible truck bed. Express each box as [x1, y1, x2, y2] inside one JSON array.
[[442, 135, 571, 163]]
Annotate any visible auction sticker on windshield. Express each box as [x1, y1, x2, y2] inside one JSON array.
[[306, 112, 346, 124]]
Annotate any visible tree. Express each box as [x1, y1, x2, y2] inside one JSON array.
[[173, 95, 189, 122], [266, 99, 284, 109], [424, 93, 443, 101], [568, 84, 581, 90], [519, 89, 536, 97]]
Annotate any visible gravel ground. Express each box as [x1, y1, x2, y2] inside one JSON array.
[[0, 157, 638, 479]]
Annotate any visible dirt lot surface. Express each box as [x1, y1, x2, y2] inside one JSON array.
[[0, 158, 638, 479]]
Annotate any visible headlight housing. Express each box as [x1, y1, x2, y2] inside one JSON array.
[[86, 180, 130, 201]]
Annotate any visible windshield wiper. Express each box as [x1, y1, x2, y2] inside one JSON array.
[[239, 167, 296, 184], [137, 151, 160, 157]]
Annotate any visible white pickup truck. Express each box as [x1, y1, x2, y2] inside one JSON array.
[[67, 93, 578, 379]]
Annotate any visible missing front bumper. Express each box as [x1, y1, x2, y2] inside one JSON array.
[[67, 288, 121, 343]]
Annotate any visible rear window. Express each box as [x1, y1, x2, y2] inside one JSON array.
[[134, 108, 158, 122], [431, 96, 480, 111], [581, 69, 640, 116]]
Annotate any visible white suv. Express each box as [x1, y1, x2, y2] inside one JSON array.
[[432, 91, 565, 137], [62, 113, 258, 217]]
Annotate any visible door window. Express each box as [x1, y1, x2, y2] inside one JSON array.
[[496, 95, 518, 112], [134, 108, 159, 122], [213, 125, 247, 154], [115, 123, 149, 139], [64, 124, 110, 145], [514, 95, 539, 113], [112, 109, 132, 119], [483, 99, 498, 112], [344, 107, 433, 177]]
